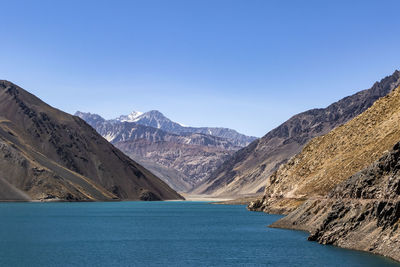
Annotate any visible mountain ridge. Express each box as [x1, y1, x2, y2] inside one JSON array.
[[0, 80, 183, 201], [100, 109, 257, 147], [249, 83, 400, 214], [76, 112, 242, 150], [194, 70, 400, 197]]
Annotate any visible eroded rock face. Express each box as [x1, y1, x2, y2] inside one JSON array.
[[265, 141, 400, 262], [329, 142, 400, 200], [196, 70, 400, 197]]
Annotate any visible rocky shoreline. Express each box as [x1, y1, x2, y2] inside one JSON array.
[[264, 199, 400, 262], [248, 142, 400, 262]]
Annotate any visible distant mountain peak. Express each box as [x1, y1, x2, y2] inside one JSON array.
[[116, 110, 143, 122], [140, 110, 168, 119], [77, 109, 256, 147], [146, 110, 164, 115], [113, 110, 180, 130]]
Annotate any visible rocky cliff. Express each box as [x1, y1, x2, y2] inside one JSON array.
[[195, 70, 400, 197], [265, 141, 400, 262], [0, 80, 183, 201]]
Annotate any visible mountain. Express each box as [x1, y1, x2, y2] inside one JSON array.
[[125, 157, 192, 192], [261, 138, 400, 262], [75, 112, 241, 150], [113, 110, 257, 147], [246, 77, 400, 261], [116, 139, 233, 190], [249, 83, 400, 214], [76, 112, 238, 191], [0, 80, 183, 201], [193, 70, 400, 197], [117, 110, 143, 122]]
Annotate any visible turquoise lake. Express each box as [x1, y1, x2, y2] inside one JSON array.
[[0, 201, 398, 267]]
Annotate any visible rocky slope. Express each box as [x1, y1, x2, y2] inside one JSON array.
[[265, 141, 400, 262], [195, 70, 400, 197], [126, 157, 192, 192], [249, 84, 400, 214], [116, 139, 233, 190], [76, 112, 240, 191], [0, 80, 183, 201]]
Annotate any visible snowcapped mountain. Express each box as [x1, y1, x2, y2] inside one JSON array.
[[110, 110, 257, 147], [76, 112, 241, 150], [116, 110, 183, 132], [116, 110, 144, 122]]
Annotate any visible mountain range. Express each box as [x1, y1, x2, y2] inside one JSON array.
[[76, 110, 256, 191], [249, 80, 400, 262], [0, 80, 182, 201], [193, 70, 400, 197], [250, 81, 400, 213], [114, 109, 256, 147]]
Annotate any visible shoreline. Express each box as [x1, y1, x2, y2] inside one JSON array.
[[0, 196, 231, 203], [248, 206, 400, 264], [179, 194, 234, 202], [0, 193, 260, 204], [269, 221, 400, 264]]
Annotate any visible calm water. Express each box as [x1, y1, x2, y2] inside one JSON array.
[[0, 201, 398, 267]]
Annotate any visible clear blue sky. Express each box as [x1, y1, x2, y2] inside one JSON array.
[[1, 0, 400, 137]]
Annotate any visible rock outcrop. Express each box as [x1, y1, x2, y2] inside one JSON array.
[[266, 141, 400, 262], [195, 70, 400, 197], [0, 80, 183, 201]]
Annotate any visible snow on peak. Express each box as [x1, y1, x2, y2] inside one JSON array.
[[117, 110, 143, 122], [128, 110, 143, 119]]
